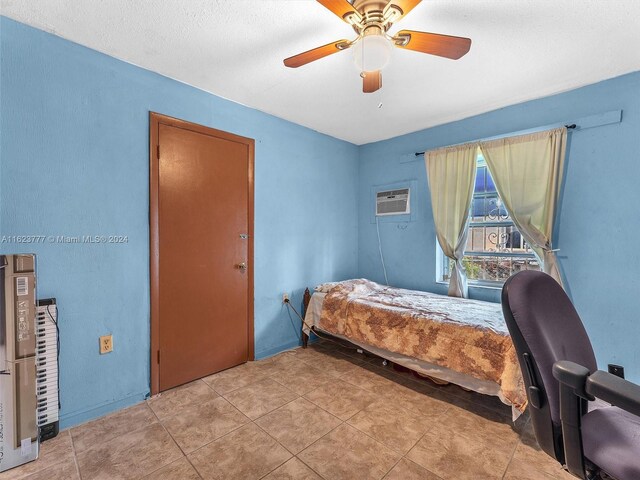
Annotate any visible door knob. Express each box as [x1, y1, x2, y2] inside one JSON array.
[[235, 262, 247, 271]]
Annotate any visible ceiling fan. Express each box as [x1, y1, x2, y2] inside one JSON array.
[[283, 0, 472, 93]]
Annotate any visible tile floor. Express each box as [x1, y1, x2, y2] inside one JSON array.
[[0, 341, 574, 480]]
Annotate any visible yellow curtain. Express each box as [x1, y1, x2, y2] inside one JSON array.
[[426, 143, 478, 297], [479, 128, 567, 286]]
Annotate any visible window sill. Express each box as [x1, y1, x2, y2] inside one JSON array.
[[436, 281, 503, 291]]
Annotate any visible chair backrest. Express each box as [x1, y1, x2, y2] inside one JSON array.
[[502, 270, 597, 462]]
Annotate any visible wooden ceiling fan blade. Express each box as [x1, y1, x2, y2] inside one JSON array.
[[316, 0, 362, 23], [283, 40, 351, 68], [363, 70, 382, 93], [395, 30, 471, 60], [384, 0, 422, 22]]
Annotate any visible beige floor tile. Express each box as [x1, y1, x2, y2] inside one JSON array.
[[377, 382, 452, 418], [225, 356, 294, 379], [298, 423, 401, 480], [401, 374, 501, 415], [147, 380, 218, 420], [263, 356, 309, 376], [440, 382, 514, 415], [223, 377, 298, 420], [361, 362, 409, 379], [504, 441, 574, 479], [71, 402, 157, 454], [406, 422, 515, 480], [0, 430, 75, 480], [348, 400, 434, 454], [284, 346, 331, 363], [17, 457, 79, 480], [202, 362, 265, 395], [162, 396, 250, 453], [411, 378, 516, 420], [76, 422, 182, 480], [438, 405, 520, 449], [340, 366, 400, 394], [383, 458, 441, 480], [143, 457, 201, 480], [263, 458, 322, 480], [384, 363, 431, 383], [255, 397, 342, 454], [261, 352, 301, 374], [519, 419, 537, 443], [271, 363, 336, 396], [304, 378, 376, 420], [303, 351, 364, 378], [188, 423, 291, 480]]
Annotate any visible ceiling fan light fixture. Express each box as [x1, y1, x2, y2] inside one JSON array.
[[353, 33, 393, 72], [284, 0, 471, 93]]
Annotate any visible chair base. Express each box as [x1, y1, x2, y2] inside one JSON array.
[[584, 461, 616, 480]]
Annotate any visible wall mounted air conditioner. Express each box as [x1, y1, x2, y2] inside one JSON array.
[[376, 188, 410, 216]]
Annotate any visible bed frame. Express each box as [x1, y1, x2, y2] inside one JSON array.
[[302, 287, 311, 348]]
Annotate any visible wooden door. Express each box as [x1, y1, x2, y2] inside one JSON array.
[[150, 113, 254, 394]]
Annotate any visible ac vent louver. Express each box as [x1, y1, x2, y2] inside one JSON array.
[[376, 188, 410, 216]]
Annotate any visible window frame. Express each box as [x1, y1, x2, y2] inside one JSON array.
[[437, 155, 539, 288]]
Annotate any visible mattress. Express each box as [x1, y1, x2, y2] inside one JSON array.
[[303, 279, 527, 418]]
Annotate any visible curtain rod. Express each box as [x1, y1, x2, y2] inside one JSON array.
[[414, 124, 577, 157]]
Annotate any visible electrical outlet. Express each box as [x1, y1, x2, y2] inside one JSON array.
[[282, 292, 289, 303], [608, 364, 624, 379], [100, 334, 113, 354]]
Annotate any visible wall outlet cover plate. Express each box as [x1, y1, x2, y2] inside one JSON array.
[[100, 335, 113, 354]]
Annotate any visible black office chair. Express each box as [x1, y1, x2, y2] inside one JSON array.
[[501, 271, 640, 480]]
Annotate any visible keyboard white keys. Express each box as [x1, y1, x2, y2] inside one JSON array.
[[36, 301, 59, 431]]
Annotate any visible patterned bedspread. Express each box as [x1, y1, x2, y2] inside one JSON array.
[[317, 279, 527, 411]]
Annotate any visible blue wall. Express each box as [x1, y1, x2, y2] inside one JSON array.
[[0, 17, 359, 428], [358, 71, 640, 383], [3, 15, 640, 426]]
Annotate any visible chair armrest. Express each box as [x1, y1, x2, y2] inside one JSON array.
[[586, 370, 640, 417], [553, 360, 591, 478], [553, 361, 594, 401]]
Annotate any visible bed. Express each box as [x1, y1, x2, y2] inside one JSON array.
[[302, 278, 527, 418]]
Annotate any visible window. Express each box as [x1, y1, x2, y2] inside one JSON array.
[[439, 155, 540, 286]]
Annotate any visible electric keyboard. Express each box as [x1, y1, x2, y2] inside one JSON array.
[[36, 298, 59, 441]]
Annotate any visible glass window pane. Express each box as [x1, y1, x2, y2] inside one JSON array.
[[486, 171, 496, 192], [485, 226, 498, 251], [506, 229, 521, 250], [475, 166, 486, 192], [461, 255, 540, 283], [464, 256, 480, 280], [472, 197, 485, 220], [469, 226, 484, 251]]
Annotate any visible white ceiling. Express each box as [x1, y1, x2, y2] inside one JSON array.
[[2, 0, 640, 145]]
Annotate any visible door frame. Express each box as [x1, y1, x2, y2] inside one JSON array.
[[149, 112, 255, 396]]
